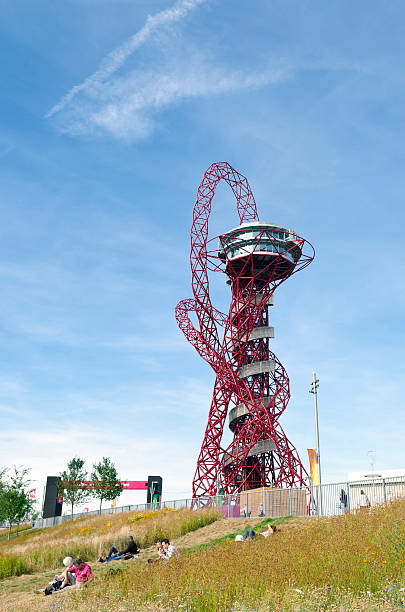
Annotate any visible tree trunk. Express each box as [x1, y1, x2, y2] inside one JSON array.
[[8, 524, 11, 540], [71, 501, 74, 520], [99, 497, 102, 515], [16, 524, 19, 536]]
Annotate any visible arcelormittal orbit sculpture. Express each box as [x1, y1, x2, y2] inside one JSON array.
[[175, 162, 315, 497]]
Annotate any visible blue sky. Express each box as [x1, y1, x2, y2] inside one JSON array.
[[1, 0, 405, 511]]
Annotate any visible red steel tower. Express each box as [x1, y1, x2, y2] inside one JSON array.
[[175, 162, 314, 497]]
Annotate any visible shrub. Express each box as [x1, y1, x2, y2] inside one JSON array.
[[0, 554, 31, 579]]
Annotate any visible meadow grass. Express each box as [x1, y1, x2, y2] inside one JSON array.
[[69, 497, 405, 611], [0, 523, 32, 540], [0, 507, 220, 579], [184, 516, 287, 555]]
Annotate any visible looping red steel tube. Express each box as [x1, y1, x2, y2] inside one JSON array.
[[175, 162, 315, 497]]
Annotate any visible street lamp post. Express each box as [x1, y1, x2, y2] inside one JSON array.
[[309, 371, 322, 516]]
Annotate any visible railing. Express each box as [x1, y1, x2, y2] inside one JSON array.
[[34, 475, 405, 529]]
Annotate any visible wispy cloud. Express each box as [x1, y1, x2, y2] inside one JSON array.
[[46, 0, 369, 142], [46, 0, 209, 118], [45, 0, 291, 141], [50, 59, 289, 140]]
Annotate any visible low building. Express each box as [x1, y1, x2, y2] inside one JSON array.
[[347, 469, 405, 507]]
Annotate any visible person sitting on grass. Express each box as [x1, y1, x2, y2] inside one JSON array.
[[147, 540, 164, 563], [35, 556, 76, 595], [158, 538, 180, 561], [61, 557, 93, 590], [99, 535, 139, 563]]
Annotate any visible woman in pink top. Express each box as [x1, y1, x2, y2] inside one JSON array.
[[62, 558, 93, 589]]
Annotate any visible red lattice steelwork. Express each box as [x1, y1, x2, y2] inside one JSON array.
[[175, 162, 315, 497]]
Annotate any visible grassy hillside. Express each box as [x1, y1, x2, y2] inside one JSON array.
[[0, 506, 220, 579], [0, 499, 404, 611], [73, 498, 405, 611]]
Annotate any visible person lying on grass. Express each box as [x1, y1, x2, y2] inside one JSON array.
[[260, 524, 278, 537], [98, 535, 139, 563], [60, 557, 93, 590], [234, 525, 278, 543], [35, 556, 76, 595]]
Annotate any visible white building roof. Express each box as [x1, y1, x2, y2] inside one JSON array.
[[348, 469, 405, 481]]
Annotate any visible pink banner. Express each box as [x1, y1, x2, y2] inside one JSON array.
[[60, 480, 148, 490], [120, 481, 148, 490]]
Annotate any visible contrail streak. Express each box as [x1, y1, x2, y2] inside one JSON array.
[[45, 0, 208, 118]]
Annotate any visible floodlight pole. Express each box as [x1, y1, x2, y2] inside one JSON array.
[[309, 371, 322, 516]]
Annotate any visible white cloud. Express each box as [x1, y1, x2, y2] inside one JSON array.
[[46, 0, 371, 142], [50, 60, 288, 140], [45, 0, 291, 141], [46, 0, 210, 118]]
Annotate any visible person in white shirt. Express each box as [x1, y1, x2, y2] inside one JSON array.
[[159, 538, 180, 560], [358, 490, 370, 509]]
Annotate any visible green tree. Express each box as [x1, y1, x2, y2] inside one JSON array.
[[0, 467, 6, 493], [90, 457, 123, 514], [0, 467, 8, 525], [0, 467, 34, 539], [59, 457, 89, 519]]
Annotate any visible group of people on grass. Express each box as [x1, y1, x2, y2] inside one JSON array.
[[37, 521, 274, 596], [36, 534, 180, 596]]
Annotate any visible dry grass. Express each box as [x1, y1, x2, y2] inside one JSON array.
[[1, 499, 405, 611], [68, 498, 405, 611], [0, 507, 220, 579], [0, 523, 32, 539], [0, 516, 260, 612]]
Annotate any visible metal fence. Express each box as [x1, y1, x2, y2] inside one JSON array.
[[34, 474, 405, 529]]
